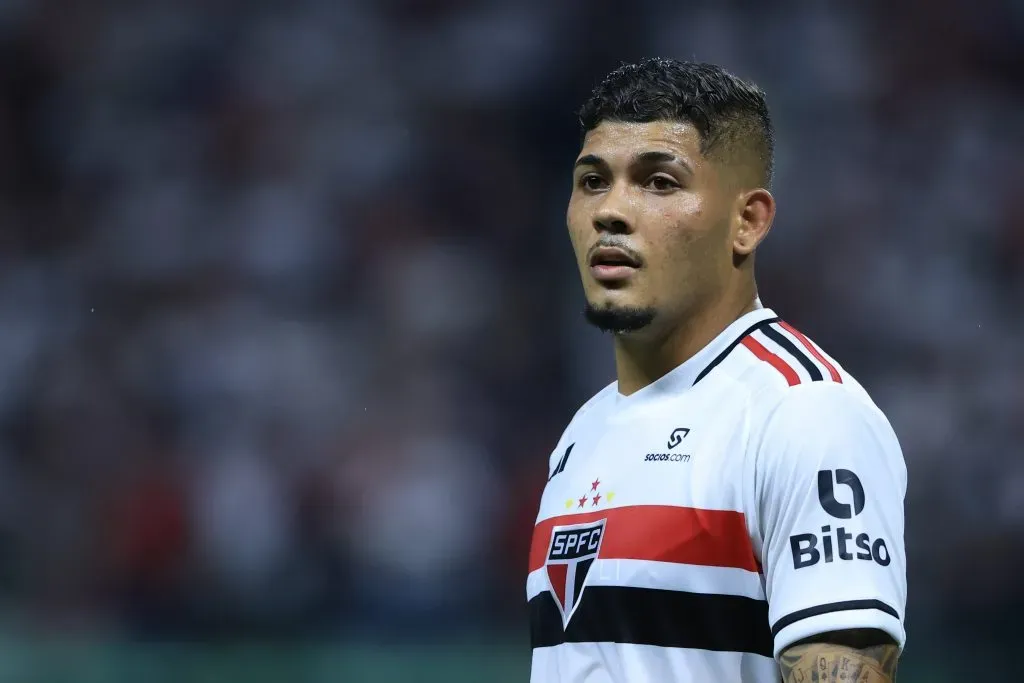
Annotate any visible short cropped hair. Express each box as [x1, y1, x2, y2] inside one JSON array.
[[578, 58, 774, 188]]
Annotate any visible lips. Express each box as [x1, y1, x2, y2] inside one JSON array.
[[588, 245, 641, 284], [588, 246, 641, 268]]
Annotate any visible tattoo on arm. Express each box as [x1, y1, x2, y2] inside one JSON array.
[[778, 629, 899, 683]]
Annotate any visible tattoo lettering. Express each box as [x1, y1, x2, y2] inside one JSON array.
[[779, 642, 898, 683]]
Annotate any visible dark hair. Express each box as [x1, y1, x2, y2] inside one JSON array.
[[578, 58, 774, 187]]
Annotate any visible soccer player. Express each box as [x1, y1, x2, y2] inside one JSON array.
[[527, 59, 906, 683]]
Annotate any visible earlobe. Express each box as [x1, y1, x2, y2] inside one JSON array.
[[734, 188, 775, 256], [733, 223, 759, 255]]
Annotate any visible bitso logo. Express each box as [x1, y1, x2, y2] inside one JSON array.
[[667, 427, 690, 449], [545, 519, 606, 627], [789, 469, 890, 570], [817, 469, 865, 519]]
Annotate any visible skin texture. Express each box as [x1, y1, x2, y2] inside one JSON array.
[[566, 119, 775, 395], [779, 630, 900, 682]]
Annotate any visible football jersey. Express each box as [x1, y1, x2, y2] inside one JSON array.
[[527, 306, 907, 683]]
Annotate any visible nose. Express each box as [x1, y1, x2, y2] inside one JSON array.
[[593, 183, 634, 235]]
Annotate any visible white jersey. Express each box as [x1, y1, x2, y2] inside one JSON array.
[[527, 307, 907, 683]]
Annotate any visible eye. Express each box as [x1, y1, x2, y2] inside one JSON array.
[[579, 174, 607, 191], [645, 175, 680, 192]]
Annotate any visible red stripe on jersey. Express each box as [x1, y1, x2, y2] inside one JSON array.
[[546, 564, 567, 607], [741, 336, 801, 386], [779, 321, 842, 383], [529, 505, 758, 574]]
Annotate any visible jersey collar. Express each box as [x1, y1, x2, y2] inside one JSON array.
[[614, 305, 779, 405]]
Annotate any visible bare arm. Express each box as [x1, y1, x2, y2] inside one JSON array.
[[778, 629, 900, 683]]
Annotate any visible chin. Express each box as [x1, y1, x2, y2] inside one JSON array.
[[587, 283, 642, 307], [583, 298, 657, 334]]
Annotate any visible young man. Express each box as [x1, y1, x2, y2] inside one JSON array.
[[527, 59, 907, 683]]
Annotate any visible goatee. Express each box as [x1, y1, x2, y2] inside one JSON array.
[[584, 303, 656, 334]]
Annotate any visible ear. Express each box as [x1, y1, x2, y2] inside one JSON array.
[[733, 188, 775, 256]]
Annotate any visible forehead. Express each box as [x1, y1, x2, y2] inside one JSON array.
[[577, 120, 702, 163]]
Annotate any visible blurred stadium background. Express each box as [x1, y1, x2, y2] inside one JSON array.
[[0, 0, 1021, 680]]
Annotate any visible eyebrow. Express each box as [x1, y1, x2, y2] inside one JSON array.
[[573, 150, 693, 174], [574, 154, 605, 170]]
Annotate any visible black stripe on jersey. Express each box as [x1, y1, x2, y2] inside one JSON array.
[[693, 317, 780, 386], [770, 599, 901, 638], [530, 586, 773, 657], [761, 324, 823, 382]]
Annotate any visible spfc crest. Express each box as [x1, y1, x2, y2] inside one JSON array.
[[545, 518, 606, 627]]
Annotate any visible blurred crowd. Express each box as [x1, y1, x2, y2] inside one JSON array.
[[0, 0, 1021, 641]]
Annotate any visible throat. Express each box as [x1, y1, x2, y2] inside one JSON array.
[[613, 297, 760, 396], [614, 337, 686, 396]]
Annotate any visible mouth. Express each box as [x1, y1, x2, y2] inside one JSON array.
[[588, 246, 641, 283]]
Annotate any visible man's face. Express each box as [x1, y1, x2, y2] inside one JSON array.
[[567, 120, 736, 335]]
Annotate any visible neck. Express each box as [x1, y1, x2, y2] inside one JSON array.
[[613, 292, 759, 396]]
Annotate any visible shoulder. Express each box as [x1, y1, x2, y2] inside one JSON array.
[[720, 319, 892, 432], [760, 381, 890, 438], [752, 381, 906, 488], [720, 319, 904, 474], [546, 381, 616, 469], [571, 380, 618, 427], [724, 318, 857, 397]]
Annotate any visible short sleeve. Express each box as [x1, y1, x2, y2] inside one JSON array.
[[756, 383, 907, 659]]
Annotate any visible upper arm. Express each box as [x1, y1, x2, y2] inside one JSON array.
[[779, 628, 900, 682], [755, 383, 908, 658]]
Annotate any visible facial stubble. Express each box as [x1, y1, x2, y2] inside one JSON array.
[[583, 302, 657, 334]]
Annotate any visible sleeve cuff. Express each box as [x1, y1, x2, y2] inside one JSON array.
[[771, 599, 906, 659]]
